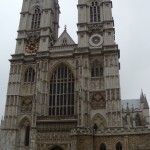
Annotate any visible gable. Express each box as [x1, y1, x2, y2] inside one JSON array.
[[54, 30, 76, 46]]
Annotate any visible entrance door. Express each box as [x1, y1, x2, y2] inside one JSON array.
[[51, 146, 64, 150]]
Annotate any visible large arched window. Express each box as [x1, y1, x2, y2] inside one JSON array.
[[100, 143, 106, 150], [116, 142, 122, 150], [31, 7, 41, 30], [90, 1, 100, 22], [24, 67, 35, 83], [91, 60, 103, 77], [49, 64, 74, 116]]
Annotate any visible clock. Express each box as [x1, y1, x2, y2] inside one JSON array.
[[89, 34, 103, 47], [25, 41, 39, 53]]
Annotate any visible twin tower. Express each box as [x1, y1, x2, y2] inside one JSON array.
[[0, 0, 128, 150]]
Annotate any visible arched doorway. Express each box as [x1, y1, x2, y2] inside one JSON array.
[[50, 146, 64, 150]]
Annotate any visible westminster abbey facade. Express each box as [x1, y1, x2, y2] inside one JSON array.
[[0, 0, 150, 150]]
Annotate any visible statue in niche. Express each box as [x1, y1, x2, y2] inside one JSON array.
[[91, 93, 105, 110], [21, 98, 32, 112]]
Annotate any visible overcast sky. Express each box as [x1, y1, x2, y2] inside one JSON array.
[[0, 0, 150, 119]]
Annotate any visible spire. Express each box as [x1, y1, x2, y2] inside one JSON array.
[[140, 89, 145, 103], [144, 95, 149, 109]]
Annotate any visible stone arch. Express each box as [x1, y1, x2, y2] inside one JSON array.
[[92, 113, 107, 130], [18, 116, 31, 147], [48, 145, 64, 150], [115, 142, 122, 150], [19, 116, 31, 127], [49, 61, 75, 79], [49, 63, 75, 116], [100, 143, 106, 150], [29, 5, 42, 15]]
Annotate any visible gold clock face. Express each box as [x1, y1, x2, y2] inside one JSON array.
[[25, 41, 39, 53]]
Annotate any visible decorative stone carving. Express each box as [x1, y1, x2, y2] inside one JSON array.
[[90, 78, 104, 91], [90, 92, 105, 110], [104, 55, 118, 67], [88, 23, 103, 34], [71, 127, 94, 135], [92, 114, 107, 131], [21, 97, 32, 112], [26, 31, 40, 42], [37, 132, 70, 143]]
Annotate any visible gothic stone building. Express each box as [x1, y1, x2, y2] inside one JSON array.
[[0, 0, 150, 150]]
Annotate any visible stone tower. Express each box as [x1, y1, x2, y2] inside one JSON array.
[[77, 0, 122, 128], [1, 0, 150, 150]]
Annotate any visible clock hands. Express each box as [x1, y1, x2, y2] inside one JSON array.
[[25, 41, 39, 53]]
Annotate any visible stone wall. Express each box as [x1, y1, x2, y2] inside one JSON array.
[[0, 130, 16, 150]]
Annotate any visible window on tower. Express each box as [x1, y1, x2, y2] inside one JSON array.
[[31, 7, 41, 30], [49, 64, 74, 116], [91, 60, 103, 77], [90, 1, 100, 23], [24, 67, 35, 83]]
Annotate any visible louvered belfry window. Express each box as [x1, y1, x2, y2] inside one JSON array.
[[31, 7, 41, 30], [90, 1, 100, 22], [49, 64, 74, 116]]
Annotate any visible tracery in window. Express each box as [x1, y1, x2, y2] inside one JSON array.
[[31, 7, 41, 30], [49, 64, 74, 116], [100, 143, 106, 150], [91, 60, 103, 77], [116, 142, 122, 150], [90, 1, 100, 22], [62, 38, 68, 46], [24, 67, 35, 83]]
